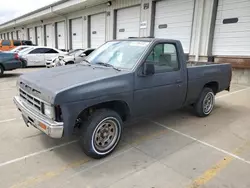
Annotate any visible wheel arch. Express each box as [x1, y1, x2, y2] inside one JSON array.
[[77, 100, 131, 123], [204, 81, 219, 94]]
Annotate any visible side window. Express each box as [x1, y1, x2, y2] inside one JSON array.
[[45, 49, 59, 53], [13, 40, 21, 46], [146, 43, 179, 73], [2, 40, 11, 46], [29, 48, 48, 54]]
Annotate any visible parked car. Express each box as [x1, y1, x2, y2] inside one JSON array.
[[19, 46, 66, 67], [0, 40, 34, 51], [14, 38, 232, 159], [45, 48, 95, 68], [10, 45, 31, 53], [0, 51, 22, 76]]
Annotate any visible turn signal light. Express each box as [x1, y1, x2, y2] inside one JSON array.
[[39, 122, 47, 130]]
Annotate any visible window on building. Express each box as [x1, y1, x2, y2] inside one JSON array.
[[223, 18, 238, 24], [146, 43, 179, 73]]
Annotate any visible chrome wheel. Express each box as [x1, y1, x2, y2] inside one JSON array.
[[92, 117, 120, 152], [203, 92, 214, 114]]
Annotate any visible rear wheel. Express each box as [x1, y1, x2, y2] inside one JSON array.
[[194, 87, 215, 117], [79, 109, 123, 159], [0, 65, 4, 76]]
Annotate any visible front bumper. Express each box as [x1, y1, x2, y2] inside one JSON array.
[[13, 96, 64, 138]]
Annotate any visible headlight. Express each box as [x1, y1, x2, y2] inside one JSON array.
[[43, 103, 55, 119]]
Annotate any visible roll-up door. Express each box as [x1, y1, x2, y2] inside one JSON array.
[[212, 0, 250, 56], [36, 26, 42, 46], [90, 13, 106, 48], [116, 6, 140, 39], [71, 18, 83, 49], [7, 32, 11, 40], [12, 31, 17, 39], [17, 30, 22, 40], [154, 0, 195, 53], [45, 24, 53, 47], [28, 28, 35, 44], [56, 21, 66, 50]]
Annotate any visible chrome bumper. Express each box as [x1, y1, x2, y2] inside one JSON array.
[[13, 96, 64, 138]]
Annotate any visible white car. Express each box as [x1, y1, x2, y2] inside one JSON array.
[[19, 46, 66, 67], [10, 45, 31, 53], [46, 48, 95, 68]]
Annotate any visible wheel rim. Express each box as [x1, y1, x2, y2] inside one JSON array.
[[93, 117, 120, 152], [203, 92, 214, 114]]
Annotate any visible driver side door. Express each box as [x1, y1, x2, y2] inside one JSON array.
[[133, 42, 186, 116]]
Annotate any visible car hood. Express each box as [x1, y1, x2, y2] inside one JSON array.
[[18, 64, 132, 104]]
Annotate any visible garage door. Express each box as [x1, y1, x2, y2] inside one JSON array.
[[212, 0, 250, 56], [71, 18, 83, 49], [7, 32, 11, 40], [154, 0, 194, 53], [90, 13, 106, 48], [17, 30, 22, 40], [56, 21, 66, 50], [12, 31, 17, 39], [116, 6, 140, 39], [45, 24, 53, 47], [28, 28, 35, 44], [36, 26, 42, 46]]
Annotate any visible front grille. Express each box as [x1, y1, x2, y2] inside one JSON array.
[[19, 88, 42, 112]]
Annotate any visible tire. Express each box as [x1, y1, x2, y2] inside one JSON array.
[[0, 65, 4, 76], [79, 109, 123, 159], [194, 87, 215, 117], [21, 60, 27, 68], [65, 61, 74, 65]]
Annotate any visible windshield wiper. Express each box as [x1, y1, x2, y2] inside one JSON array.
[[95, 62, 121, 71]]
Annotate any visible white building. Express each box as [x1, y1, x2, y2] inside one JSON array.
[[0, 0, 249, 84]]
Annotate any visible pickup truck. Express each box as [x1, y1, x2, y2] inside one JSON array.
[[0, 51, 22, 76], [14, 38, 232, 159]]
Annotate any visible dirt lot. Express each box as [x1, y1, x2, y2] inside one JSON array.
[[0, 68, 250, 188]]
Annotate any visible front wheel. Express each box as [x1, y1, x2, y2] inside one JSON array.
[[79, 109, 123, 159], [194, 87, 215, 117]]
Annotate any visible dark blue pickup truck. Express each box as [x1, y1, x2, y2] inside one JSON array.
[[0, 52, 22, 76], [14, 38, 232, 159]]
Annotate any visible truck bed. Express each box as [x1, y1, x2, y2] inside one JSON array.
[[185, 62, 232, 105]]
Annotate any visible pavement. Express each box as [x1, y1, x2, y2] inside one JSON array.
[[0, 68, 250, 188]]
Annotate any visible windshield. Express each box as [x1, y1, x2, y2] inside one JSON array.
[[85, 41, 150, 69]]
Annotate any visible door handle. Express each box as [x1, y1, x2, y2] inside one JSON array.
[[176, 80, 182, 84]]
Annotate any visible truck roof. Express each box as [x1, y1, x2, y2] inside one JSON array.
[[116, 37, 180, 43]]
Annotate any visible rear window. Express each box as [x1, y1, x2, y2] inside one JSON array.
[[1, 40, 11, 46], [13, 40, 21, 46]]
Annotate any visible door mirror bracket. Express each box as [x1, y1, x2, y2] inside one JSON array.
[[142, 61, 155, 76]]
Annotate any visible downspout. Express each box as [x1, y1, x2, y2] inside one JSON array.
[[195, 0, 205, 61]]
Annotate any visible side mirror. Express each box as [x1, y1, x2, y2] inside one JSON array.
[[80, 53, 86, 57], [143, 61, 155, 75]]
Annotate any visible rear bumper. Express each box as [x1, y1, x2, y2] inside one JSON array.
[[13, 96, 64, 138], [4, 61, 22, 70]]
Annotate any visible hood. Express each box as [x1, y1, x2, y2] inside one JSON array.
[[18, 64, 132, 104]]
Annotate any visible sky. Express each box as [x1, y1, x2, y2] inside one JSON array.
[[0, 0, 59, 24]]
